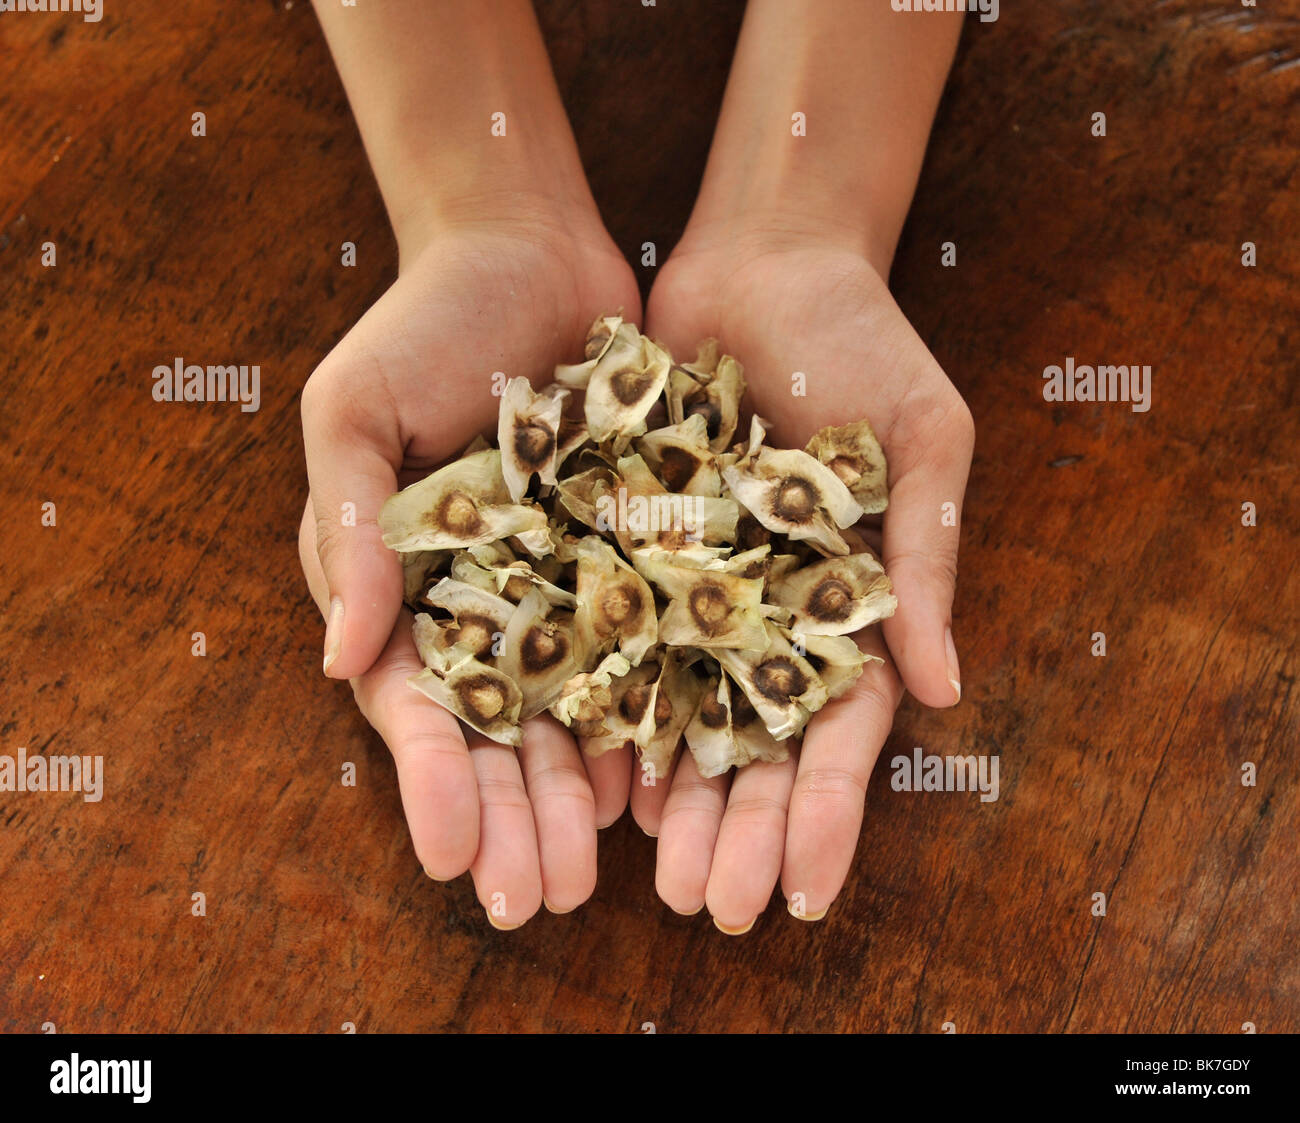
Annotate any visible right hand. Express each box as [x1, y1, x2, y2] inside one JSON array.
[[298, 207, 641, 926]]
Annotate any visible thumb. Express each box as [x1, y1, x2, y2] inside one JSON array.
[[301, 370, 403, 680], [880, 389, 974, 708]]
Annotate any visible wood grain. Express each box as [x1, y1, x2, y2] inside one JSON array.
[[0, 0, 1295, 1033]]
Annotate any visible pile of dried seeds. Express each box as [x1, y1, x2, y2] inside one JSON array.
[[379, 315, 896, 779]]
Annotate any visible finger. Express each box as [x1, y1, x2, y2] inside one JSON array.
[[300, 362, 404, 681], [654, 751, 729, 918], [628, 746, 679, 838], [581, 740, 634, 829], [881, 386, 974, 707], [348, 617, 480, 882], [466, 734, 543, 929], [781, 631, 903, 920], [704, 753, 798, 933], [517, 716, 597, 914], [298, 494, 330, 614]]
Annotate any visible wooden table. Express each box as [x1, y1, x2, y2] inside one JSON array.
[[1, 0, 1295, 1033]]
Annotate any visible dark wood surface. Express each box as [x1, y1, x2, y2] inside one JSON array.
[[1, 1, 1295, 1033]]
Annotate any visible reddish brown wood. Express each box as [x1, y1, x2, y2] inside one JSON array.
[[0, 0, 1295, 1033]]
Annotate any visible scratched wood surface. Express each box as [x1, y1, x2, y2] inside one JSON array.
[[0, 0, 1295, 1034]]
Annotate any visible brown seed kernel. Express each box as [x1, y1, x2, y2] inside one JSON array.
[[730, 686, 758, 728], [688, 582, 730, 633], [601, 583, 641, 626], [610, 366, 655, 406], [451, 613, 498, 656], [686, 398, 722, 440], [620, 683, 653, 724], [699, 687, 730, 728], [433, 490, 486, 538], [736, 514, 771, 552], [807, 577, 855, 623], [521, 626, 567, 672], [502, 573, 532, 601], [753, 657, 808, 703], [458, 675, 507, 722], [585, 323, 614, 360], [773, 477, 818, 523], [656, 445, 699, 492], [514, 418, 556, 469], [828, 455, 862, 488]]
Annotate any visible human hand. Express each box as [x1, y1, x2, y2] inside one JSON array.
[[299, 213, 641, 925], [634, 228, 974, 930]]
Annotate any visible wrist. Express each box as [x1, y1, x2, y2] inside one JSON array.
[[673, 199, 897, 283], [392, 185, 611, 273]]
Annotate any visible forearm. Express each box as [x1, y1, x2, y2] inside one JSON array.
[[312, 0, 599, 259], [686, 0, 962, 275]]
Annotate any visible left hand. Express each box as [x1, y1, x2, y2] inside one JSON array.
[[635, 229, 975, 930]]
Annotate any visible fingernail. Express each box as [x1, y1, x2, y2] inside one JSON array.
[[788, 900, 828, 922], [642, 827, 658, 839], [944, 626, 961, 704], [670, 903, 704, 917], [424, 867, 454, 883], [486, 914, 523, 931], [323, 596, 344, 675], [543, 897, 575, 915], [712, 916, 755, 935]]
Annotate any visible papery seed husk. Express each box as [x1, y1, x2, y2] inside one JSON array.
[[805, 420, 889, 515], [635, 550, 767, 651], [606, 454, 738, 554], [550, 651, 632, 737], [581, 658, 662, 757], [574, 537, 658, 665], [795, 631, 880, 700], [636, 413, 722, 497], [631, 651, 702, 784], [412, 612, 477, 675], [685, 671, 788, 778], [400, 549, 450, 605], [498, 377, 568, 503], [496, 588, 586, 719], [423, 577, 516, 657], [766, 552, 897, 636], [715, 622, 829, 740], [451, 554, 576, 609], [722, 425, 864, 556], [408, 659, 524, 746], [380, 449, 549, 552], [666, 340, 747, 452], [556, 465, 620, 533], [583, 320, 671, 448]]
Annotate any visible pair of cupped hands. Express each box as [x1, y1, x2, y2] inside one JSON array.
[[297, 199, 974, 932]]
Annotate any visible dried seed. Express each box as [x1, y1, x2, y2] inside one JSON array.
[[408, 659, 524, 746], [767, 553, 897, 636], [380, 449, 549, 553], [722, 419, 864, 556], [805, 419, 889, 515], [498, 377, 568, 502]]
